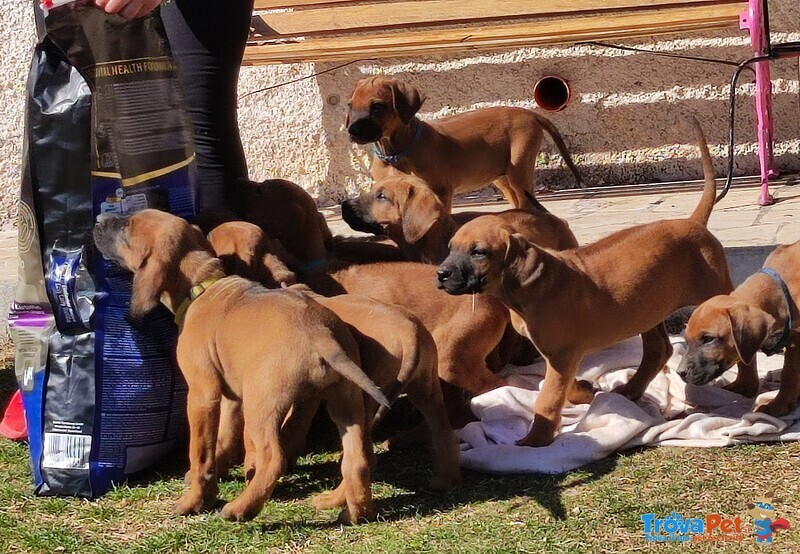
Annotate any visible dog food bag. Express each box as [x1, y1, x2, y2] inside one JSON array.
[[9, 1, 197, 497]]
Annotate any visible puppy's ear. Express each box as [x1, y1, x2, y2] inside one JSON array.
[[401, 186, 444, 244], [129, 244, 173, 319], [259, 253, 297, 288], [504, 233, 543, 289], [263, 236, 301, 271], [727, 304, 776, 364], [390, 80, 425, 124]]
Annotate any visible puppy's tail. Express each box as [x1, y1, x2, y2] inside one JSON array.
[[533, 112, 586, 189], [689, 117, 716, 226], [317, 333, 390, 409], [372, 329, 426, 424], [523, 190, 550, 214]]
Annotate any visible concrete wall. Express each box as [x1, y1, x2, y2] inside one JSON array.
[[1, 0, 799, 222]]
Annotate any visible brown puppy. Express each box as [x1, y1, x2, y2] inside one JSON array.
[[261, 292, 462, 510], [208, 221, 297, 287], [205, 222, 591, 430], [342, 174, 578, 263], [680, 240, 800, 416], [93, 209, 388, 524], [307, 262, 593, 409], [346, 76, 584, 212], [200, 178, 333, 267], [437, 120, 756, 447]]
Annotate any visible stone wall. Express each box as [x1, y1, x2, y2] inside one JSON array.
[[1, 0, 798, 224]]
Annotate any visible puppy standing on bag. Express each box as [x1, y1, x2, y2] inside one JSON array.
[[93, 209, 388, 524], [437, 119, 756, 447], [346, 76, 584, 212], [680, 240, 800, 416]]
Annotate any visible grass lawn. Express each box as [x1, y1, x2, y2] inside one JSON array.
[[2, 359, 800, 553]]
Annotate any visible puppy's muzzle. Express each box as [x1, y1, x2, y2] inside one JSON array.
[[676, 352, 727, 386], [93, 213, 129, 262], [347, 117, 382, 144], [341, 199, 385, 235], [436, 260, 483, 295]]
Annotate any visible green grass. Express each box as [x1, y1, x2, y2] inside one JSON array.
[[2, 363, 800, 553], [3, 426, 800, 553]]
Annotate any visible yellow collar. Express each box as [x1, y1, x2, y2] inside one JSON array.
[[173, 270, 226, 327]]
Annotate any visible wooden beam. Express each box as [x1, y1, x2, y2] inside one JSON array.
[[244, 4, 744, 65], [255, 0, 361, 10], [252, 0, 744, 38]]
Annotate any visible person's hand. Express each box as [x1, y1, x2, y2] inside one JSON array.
[[93, 0, 162, 19]]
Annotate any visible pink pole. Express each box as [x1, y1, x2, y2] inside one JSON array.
[[740, 0, 777, 206]]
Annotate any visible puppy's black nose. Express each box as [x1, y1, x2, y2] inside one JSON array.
[[437, 267, 452, 282]]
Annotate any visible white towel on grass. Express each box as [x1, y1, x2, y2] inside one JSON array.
[[457, 336, 799, 474]]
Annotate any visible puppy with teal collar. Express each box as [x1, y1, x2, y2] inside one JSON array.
[[680, 241, 800, 416]]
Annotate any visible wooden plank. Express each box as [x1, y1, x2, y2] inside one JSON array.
[[255, 0, 360, 9], [243, 4, 744, 65], [252, 0, 744, 38]]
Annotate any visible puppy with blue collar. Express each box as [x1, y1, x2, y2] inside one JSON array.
[[680, 240, 800, 416]]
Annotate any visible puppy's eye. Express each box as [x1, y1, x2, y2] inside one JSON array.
[[370, 102, 386, 114], [376, 191, 388, 201], [471, 248, 487, 259], [701, 334, 717, 345]]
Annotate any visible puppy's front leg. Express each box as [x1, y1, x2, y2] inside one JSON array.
[[615, 323, 671, 401], [518, 355, 579, 447], [175, 385, 221, 515], [724, 358, 760, 398], [758, 337, 800, 416]]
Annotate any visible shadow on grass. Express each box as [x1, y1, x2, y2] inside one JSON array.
[[373, 444, 620, 522], [121, 428, 621, 527]]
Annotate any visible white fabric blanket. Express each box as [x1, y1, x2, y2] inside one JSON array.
[[458, 336, 800, 474]]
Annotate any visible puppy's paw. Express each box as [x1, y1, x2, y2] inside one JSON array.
[[428, 473, 462, 492], [756, 398, 797, 418], [517, 435, 553, 448], [336, 503, 377, 525], [311, 488, 347, 511], [567, 380, 596, 405], [174, 489, 215, 516], [612, 383, 645, 401], [220, 499, 261, 522], [724, 379, 759, 398]]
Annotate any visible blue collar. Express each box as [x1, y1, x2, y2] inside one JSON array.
[[758, 267, 795, 355], [300, 258, 327, 272], [373, 120, 423, 164]]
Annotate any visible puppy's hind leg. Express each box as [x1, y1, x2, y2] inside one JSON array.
[[493, 176, 525, 210], [440, 337, 508, 398], [215, 397, 244, 479], [615, 323, 672, 401], [404, 368, 462, 491], [220, 393, 292, 522], [315, 382, 376, 525], [280, 395, 324, 468], [175, 384, 222, 516]]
